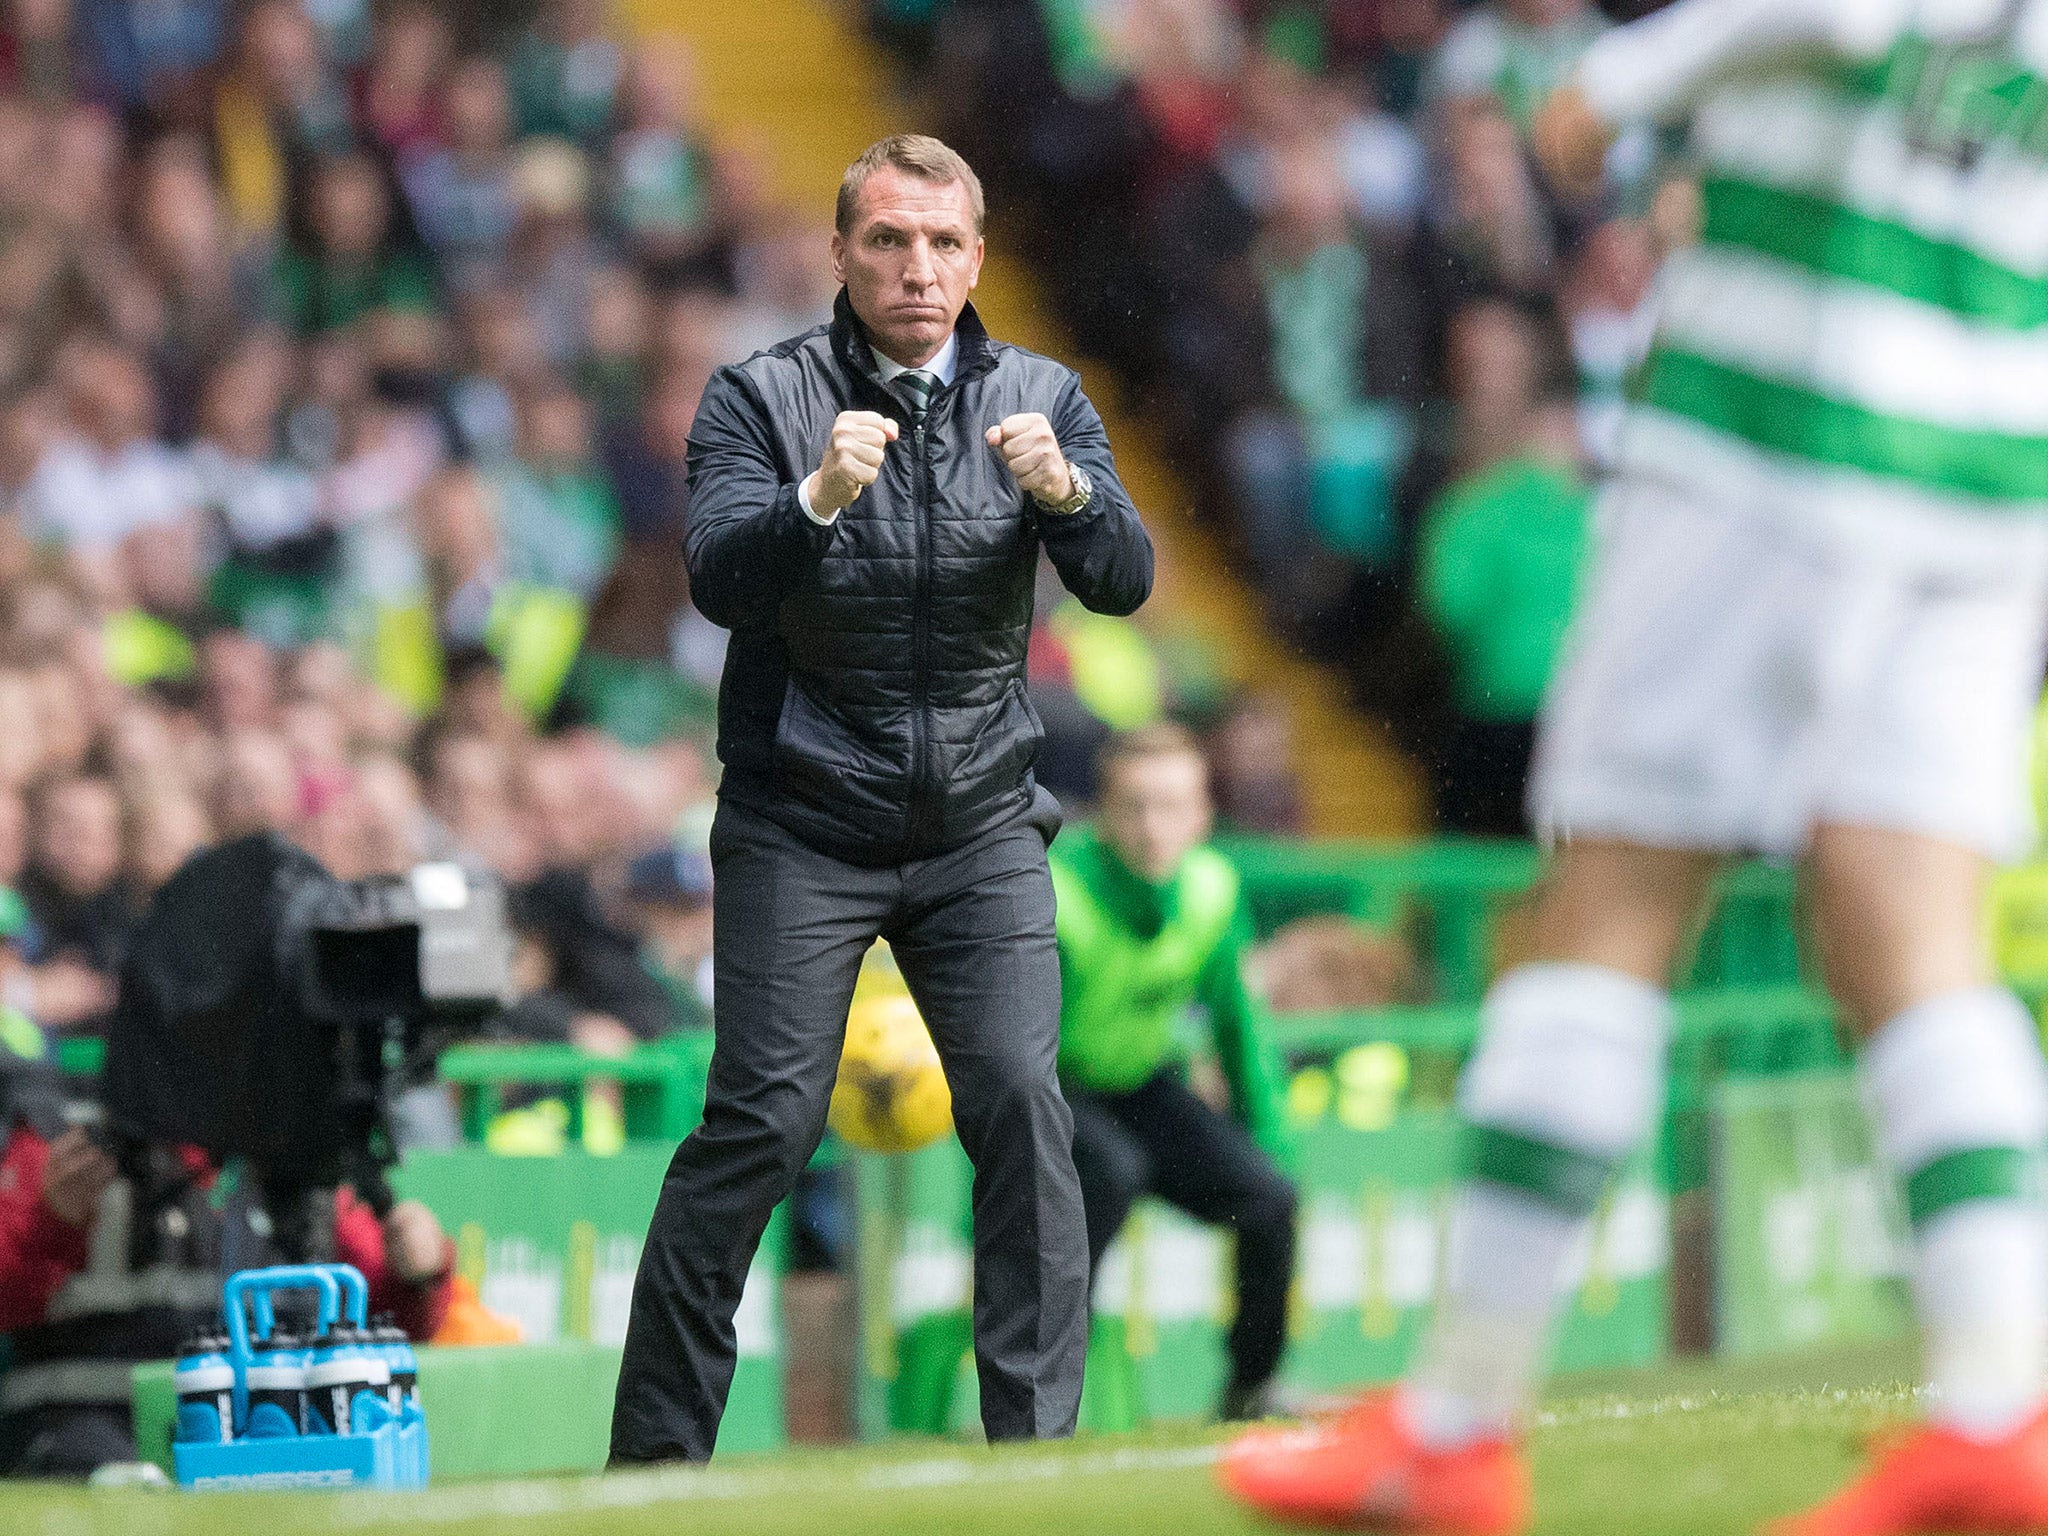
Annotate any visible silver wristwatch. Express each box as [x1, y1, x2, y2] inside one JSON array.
[[1032, 460, 1093, 516]]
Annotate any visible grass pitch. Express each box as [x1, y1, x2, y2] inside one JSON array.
[[0, 1343, 1926, 1536]]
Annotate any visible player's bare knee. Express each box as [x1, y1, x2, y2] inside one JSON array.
[[1812, 939, 1950, 1039], [1524, 841, 1715, 984], [1807, 825, 1993, 1036]]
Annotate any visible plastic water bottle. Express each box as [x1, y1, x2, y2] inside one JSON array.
[[305, 1325, 392, 1436], [370, 1318, 420, 1422], [243, 1329, 310, 1438], [172, 1331, 235, 1446]]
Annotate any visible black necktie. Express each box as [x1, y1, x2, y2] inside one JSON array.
[[898, 369, 935, 428]]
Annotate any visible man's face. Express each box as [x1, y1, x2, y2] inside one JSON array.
[[217, 733, 299, 838], [1098, 751, 1214, 885], [40, 781, 121, 898], [518, 747, 599, 869], [832, 166, 983, 367]]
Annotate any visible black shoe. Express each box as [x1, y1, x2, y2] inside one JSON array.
[[1218, 1377, 1280, 1423]]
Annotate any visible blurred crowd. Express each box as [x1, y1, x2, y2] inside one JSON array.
[[0, 0, 1304, 1062], [889, 0, 1686, 833], [0, 0, 861, 1053], [0, 0, 1673, 1061]]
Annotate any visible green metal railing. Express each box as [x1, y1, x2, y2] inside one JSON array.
[[1266, 985, 1835, 1060], [43, 840, 1824, 1153], [436, 1034, 715, 1145], [1218, 836, 1808, 1003]]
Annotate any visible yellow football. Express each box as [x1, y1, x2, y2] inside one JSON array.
[[828, 992, 954, 1154]]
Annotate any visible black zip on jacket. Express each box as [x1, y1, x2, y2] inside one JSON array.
[[684, 291, 1155, 866]]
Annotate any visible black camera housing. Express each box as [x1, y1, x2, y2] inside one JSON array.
[[103, 834, 512, 1188]]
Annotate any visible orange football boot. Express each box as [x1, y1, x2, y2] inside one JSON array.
[[1769, 1409, 2048, 1536], [1217, 1390, 1531, 1534]]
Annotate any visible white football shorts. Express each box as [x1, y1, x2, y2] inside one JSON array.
[[1529, 477, 2048, 862]]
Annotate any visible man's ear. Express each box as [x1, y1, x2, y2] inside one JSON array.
[[967, 235, 984, 291], [830, 229, 847, 286]]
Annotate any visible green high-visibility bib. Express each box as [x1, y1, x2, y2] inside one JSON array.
[[1052, 840, 1240, 1091]]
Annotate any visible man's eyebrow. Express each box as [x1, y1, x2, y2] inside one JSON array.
[[862, 211, 972, 240]]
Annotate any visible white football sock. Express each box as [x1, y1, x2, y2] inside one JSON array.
[[1914, 1200, 2048, 1440], [1399, 963, 1671, 1449], [1400, 1183, 1585, 1448], [1864, 988, 2048, 1442]]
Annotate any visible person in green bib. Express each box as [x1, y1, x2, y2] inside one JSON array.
[[1052, 722, 1298, 1422]]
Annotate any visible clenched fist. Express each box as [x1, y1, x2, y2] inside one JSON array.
[[804, 410, 900, 521], [985, 414, 1074, 505]]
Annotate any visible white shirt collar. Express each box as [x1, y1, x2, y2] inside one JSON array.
[[873, 329, 958, 388]]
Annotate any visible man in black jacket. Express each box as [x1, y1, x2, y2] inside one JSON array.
[[610, 135, 1153, 1464]]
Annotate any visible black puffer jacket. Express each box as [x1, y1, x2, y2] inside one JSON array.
[[685, 293, 1154, 865]]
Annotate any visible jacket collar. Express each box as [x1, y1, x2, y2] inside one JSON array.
[[829, 288, 998, 392]]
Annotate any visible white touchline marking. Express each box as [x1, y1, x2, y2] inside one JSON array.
[[151, 1442, 1231, 1532], [20, 1384, 1933, 1536], [1533, 1382, 1920, 1430]]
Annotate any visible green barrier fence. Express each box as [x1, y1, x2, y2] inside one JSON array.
[[437, 1033, 715, 1145], [849, 1060, 1915, 1440], [1218, 838, 1809, 1002], [94, 1039, 1904, 1466], [1267, 987, 1845, 1193], [35, 836, 1880, 1456], [1217, 836, 1537, 1004], [1713, 1070, 1912, 1358], [851, 1117, 1666, 1439], [390, 1146, 785, 1454], [851, 985, 1851, 1438], [96, 1043, 1922, 1467]]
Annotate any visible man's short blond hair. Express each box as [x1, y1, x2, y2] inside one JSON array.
[[1097, 721, 1207, 790], [836, 134, 985, 236]]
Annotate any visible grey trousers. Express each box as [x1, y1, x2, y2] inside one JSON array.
[[609, 793, 1090, 1463]]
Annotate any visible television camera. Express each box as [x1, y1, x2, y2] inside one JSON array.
[[102, 833, 513, 1259]]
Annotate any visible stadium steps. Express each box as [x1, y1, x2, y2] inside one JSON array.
[[629, 0, 1428, 838]]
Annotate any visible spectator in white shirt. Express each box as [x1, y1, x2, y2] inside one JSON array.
[[20, 341, 198, 553]]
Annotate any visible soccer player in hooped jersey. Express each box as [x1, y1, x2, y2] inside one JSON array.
[[1223, 2, 2048, 1534]]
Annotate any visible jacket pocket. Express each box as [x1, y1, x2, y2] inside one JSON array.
[[942, 677, 1043, 809], [1013, 678, 1046, 776], [771, 674, 906, 800]]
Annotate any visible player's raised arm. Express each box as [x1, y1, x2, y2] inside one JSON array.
[[1536, 0, 1911, 192]]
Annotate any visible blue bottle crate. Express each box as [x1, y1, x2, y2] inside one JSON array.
[[173, 1422, 405, 1489], [171, 1264, 430, 1491]]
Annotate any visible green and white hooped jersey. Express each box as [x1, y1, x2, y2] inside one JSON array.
[[1582, 0, 2048, 568]]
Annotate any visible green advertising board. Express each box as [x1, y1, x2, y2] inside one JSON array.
[[853, 1109, 1667, 1438], [391, 1147, 786, 1454], [1285, 1113, 1666, 1389], [135, 1342, 629, 1480], [1712, 1071, 1913, 1357]]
